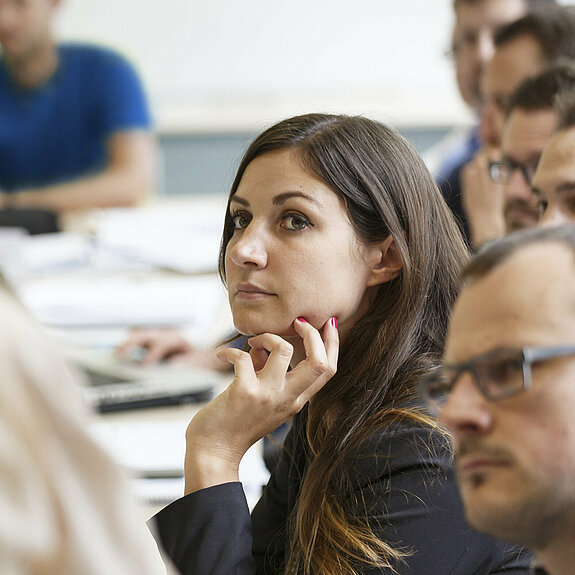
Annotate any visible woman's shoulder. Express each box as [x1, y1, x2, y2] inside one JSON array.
[[343, 417, 533, 572], [361, 413, 450, 453], [348, 415, 453, 482]]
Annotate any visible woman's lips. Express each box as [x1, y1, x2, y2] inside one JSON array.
[[235, 283, 276, 300]]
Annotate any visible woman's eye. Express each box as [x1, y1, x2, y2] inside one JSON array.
[[231, 212, 251, 230], [281, 213, 312, 231]]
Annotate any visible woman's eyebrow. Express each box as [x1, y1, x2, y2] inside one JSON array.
[[272, 191, 317, 206], [230, 191, 318, 207], [229, 195, 249, 207]]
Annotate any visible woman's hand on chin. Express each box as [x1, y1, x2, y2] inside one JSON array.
[[183, 317, 339, 494]]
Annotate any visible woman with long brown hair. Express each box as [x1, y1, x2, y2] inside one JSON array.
[[153, 114, 530, 574]]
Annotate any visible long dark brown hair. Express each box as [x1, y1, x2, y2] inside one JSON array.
[[218, 114, 469, 574]]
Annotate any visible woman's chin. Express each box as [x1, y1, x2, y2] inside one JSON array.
[[233, 310, 332, 337], [234, 320, 297, 338]]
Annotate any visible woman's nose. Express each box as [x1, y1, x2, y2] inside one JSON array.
[[228, 224, 268, 268]]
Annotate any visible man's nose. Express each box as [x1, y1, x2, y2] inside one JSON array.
[[440, 372, 494, 436]]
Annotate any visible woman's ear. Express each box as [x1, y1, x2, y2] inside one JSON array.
[[365, 235, 403, 287]]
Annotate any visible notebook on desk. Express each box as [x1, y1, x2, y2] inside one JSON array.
[[66, 347, 221, 413]]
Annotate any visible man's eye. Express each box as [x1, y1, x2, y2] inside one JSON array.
[[483, 358, 523, 384], [536, 199, 548, 217], [281, 213, 312, 231], [461, 32, 478, 48], [493, 95, 510, 112], [231, 212, 251, 229]]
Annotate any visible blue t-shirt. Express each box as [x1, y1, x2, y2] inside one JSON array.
[[0, 43, 151, 192]]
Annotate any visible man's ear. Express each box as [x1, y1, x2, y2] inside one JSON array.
[[365, 235, 403, 287]]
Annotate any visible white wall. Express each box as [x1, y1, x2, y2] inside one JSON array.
[[54, 1, 473, 132]]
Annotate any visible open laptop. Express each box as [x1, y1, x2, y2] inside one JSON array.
[[66, 347, 222, 413]]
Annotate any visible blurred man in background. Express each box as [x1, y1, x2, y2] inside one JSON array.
[[0, 0, 154, 233], [434, 0, 527, 172], [434, 0, 544, 242], [532, 91, 575, 226], [463, 62, 575, 246], [457, 6, 575, 245]]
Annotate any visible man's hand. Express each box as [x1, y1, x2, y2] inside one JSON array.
[[461, 147, 506, 248], [0, 192, 13, 210]]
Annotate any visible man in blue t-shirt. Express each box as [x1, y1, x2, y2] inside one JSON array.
[[0, 0, 154, 232]]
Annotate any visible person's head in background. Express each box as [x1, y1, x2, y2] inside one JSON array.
[[217, 113, 468, 572], [450, 0, 553, 113], [532, 90, 575, 226], [420, 224, 575, 575], [0, 0, 60, 85], [480, 5, 575, 148], [488, 62, 575, 233]]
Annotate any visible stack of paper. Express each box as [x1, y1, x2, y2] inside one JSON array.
[[19, 272, 227, 335], [90, 418, 270, 508]]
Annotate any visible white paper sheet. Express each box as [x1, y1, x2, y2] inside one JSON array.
[[90, 418, 270, 508], [19, 272, 227, 334]]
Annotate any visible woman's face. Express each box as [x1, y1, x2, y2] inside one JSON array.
[[225, 149, 380, 338]]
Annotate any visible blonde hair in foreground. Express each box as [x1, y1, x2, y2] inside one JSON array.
[[0, 285, 169, 575]]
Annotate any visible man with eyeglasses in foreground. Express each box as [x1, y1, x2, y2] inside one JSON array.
[[419, 224, 575, 575]]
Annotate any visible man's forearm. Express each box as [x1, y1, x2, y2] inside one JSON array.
[[0, 130, 156, 212], [5, 168, 149, 212]]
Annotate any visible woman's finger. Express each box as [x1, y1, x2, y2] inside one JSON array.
[[322, 316, 340, 373], [287, 317, 338, 401], [249, 346, 269, 372], [216, 347, 252, 374], [247, 333, 293, 387]]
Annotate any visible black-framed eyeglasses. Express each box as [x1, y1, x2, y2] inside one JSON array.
[[418, 345, 575, 414], [488, 159, 537, 185]]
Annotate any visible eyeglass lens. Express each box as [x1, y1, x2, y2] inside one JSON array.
[[489, 160, 535, 185], [423, 350, 527, 408]]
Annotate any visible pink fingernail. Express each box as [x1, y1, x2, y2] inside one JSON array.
[[297, 317, 308, 323], [331, 317, 338, 328]]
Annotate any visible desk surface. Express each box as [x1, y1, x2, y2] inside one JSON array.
[[89, 398, 270, 516], [4, 197, 268, 515]]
